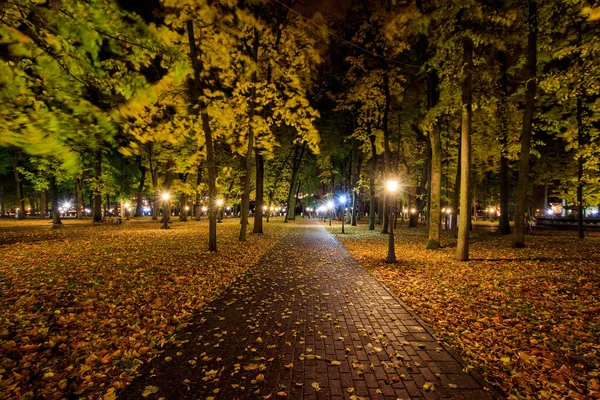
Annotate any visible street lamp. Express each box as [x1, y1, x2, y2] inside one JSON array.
[[339, 195, 347, 233], [386, 180, 399, 263], [161, 193, 170, 229], [327, 200, 334, 226]]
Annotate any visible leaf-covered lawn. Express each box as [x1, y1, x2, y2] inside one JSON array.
[[327, 222, 600, 399], [0, 218, 285, 400]]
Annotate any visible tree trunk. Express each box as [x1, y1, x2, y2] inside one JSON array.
[[513, 0, 537, 248], [0, 184, 4, 216], [93, 148, 103, 222], [134, 157, 146, 217], [254, 152, 264, 234], [239, 30, 259, 242], [188, 20, 217, 251], [76, 177, 83, 219], [195, 163, 203, 221], [576, 95, 585, 239], [180, 192, 188, 221], [12, 151, 25, 220], [369, 134, 377, 230], [39, 189, 46, 219], [351, 138, 359, 226], [49, 176, 61, 226], [497, 51, 512, 234], [285, 143, 306, 222], [427, 126, 442, 249], [457, 36, 474, 261], [426, 68, 441, 248]]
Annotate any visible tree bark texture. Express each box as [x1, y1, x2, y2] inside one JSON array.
[[457, 37, 474, 261], [513, 0, 537, 248]]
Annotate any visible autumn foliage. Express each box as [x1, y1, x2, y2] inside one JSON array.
[[328, 223, 600, 399]]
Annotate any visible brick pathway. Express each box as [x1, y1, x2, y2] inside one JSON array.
[[120, 223, 499, 399]]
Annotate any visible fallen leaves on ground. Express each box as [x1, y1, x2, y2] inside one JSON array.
[[328, 222, 600, 399], [0, 218, 283, 399]]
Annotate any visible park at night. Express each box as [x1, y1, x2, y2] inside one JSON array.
[[0, 0, 599, 399]]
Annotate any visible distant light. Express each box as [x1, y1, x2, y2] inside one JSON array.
[[339, 195, 347, 205], [143, 206, 151, 212], [263, 205, 267, 211], [124, 203, 131, 209], [386, 180, 399, 192], [185, 206, 190, 211], [216, 199, 224, 207], [411, 208, 416, 214], [161, 193, 170, 201], [226, 206, 231, 211], [201, 206, 208, 212], [446, 208, 452, 214], [327, 201, 334, 210], [546, 208, 553, 216], [63, 202, 71, 209]]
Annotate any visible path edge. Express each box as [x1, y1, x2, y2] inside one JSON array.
[[321, 225, 506, 400]]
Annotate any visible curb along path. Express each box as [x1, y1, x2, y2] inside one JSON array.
[[120, 223, 497, 399]]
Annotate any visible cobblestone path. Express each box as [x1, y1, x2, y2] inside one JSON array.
[[120, 223, 499, 400]]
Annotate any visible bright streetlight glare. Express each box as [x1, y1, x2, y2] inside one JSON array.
[[386, 180, 399, 192], [201, 206, 208, 212], [327, 201, 334, 209], [63, 202, 71, 209], [216, 199, 224, 206], [339, 195, 347, 204], [161, 193, 170, 201]]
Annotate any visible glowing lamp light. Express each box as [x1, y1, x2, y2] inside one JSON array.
[[410, 208, 416, 214], [263, 205, 267, 211], [446, 208, 452, 214], [185, 206, 190, 211], [124, 203, 131, 209], [216, 199, 224, 207], [327, 201, 334, 210], [339, 195, 347, 205], [63, 202, 71, 209], [226, 206, 231, 211], [201, 206, 208, 212], [161, 193, 170, 201], [386, 180, 399, 192], [546, 208, 553, 216]]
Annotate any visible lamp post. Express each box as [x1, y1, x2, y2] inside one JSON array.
[[216, 199, 224, 223], [339, 195, 347, 233], [161, 193, 170, 229], [327, 201, 334, 226], [386, 180, 399, 263]]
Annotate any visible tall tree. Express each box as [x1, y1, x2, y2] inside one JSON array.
[[457, 36, 474, 261], [513, 0, 538, 248]]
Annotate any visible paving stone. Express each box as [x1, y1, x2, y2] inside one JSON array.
[[118, 223, 498, 399]]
